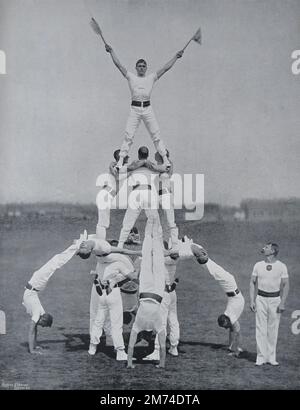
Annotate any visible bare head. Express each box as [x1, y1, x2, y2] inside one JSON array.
[[191, 244, 209, 264], [109, 239, 119, 247], [217, 314, 232, 330], [77, 241, 93, 259], [38, 313, 53, 328], [135, 59, 147, 77], [261, 243, 279, 257], [138, 146, 149, 160]]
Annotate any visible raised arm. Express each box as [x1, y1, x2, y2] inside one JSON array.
[[105, 44, 127, 77], [156, 50, 184, 80]]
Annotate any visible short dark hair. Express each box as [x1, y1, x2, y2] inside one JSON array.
[[41, 313, 53, 327], [136, 59, 147, 67], [268, 243, 279, 256], [217, 314, 232, 329], [77, 250, 92, 259], [113, 149, 120, 161], [138, 146, 149, 159]]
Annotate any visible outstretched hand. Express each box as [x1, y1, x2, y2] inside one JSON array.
[[105, 44, 112, 53]]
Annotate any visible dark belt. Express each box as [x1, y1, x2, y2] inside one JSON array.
[[120, 287, 138, 295], [226, 289, 240, 297], [131, 100, 150, 107], [258, 289, 280, 298], [139, 292, 162, 304], [94, 276, 131, 296], [94, 279, 107, 296], [117, 277, 131, 288], [25, 283, 39, 292], [132, 184, 151, 191]]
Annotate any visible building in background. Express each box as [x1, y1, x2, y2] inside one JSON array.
[[241, 198, 300, 222]]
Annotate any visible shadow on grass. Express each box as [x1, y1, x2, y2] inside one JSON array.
[[180, 340, 256, 363], [62, 332, 156, 361]]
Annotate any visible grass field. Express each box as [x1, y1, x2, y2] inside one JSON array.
[[0, 212, 299, 390]]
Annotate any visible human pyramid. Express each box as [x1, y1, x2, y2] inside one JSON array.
[[22, 20, 246, 369]]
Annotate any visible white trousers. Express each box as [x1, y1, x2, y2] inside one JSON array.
[[154, 290, 180, 350], [96, 189, 115, 239], [168, 290, 180, 347], [255, 295, 281, 363], [120, 105, 167, 158], [118, 188, 159, 248], [89, 284, 111, 337], [90, 287, 124, 350], [160, 192, 178, 247], [139, 215, 165, 299]]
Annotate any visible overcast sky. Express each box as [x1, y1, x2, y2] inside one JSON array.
[[0, 0, 299, 206]]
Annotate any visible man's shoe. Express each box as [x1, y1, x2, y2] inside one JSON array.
[[143, 350, 160, 361], [168, 346, 179, 357], [228, 346, 243, 353], [88, 343, 97, 355], [116, 350, 128, 361], [255, 359, 266, 366]]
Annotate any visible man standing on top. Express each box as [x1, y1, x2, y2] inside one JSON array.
[[95, 27, 184, 169]]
